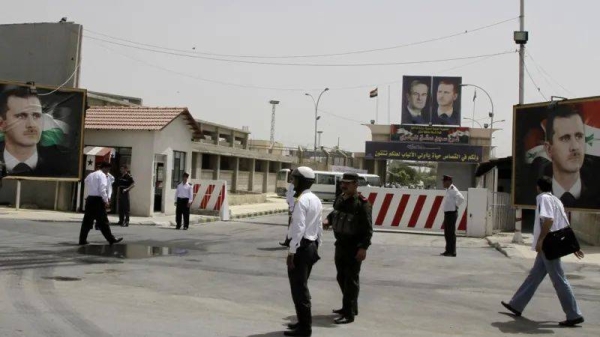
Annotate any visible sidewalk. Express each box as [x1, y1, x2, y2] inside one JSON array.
[[0, 195, 289, 227], [486, 231, 600, 266]]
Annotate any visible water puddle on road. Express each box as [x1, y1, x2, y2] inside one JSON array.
[[77, 244, 188, 259]]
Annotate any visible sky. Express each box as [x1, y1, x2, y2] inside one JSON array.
[[2, 0, 599, 158]]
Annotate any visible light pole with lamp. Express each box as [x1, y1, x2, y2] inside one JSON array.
[[305, 88, 329, 160], [460, 84, 495, 129], [462, 117, 487, 129]]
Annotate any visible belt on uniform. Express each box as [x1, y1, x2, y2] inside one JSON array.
[[444, 210, 458, 214]]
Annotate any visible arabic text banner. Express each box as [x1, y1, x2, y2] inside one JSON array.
[[390, 125, 470, 144], [365, 141, 483, 163]]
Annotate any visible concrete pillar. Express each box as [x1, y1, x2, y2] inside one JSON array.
[[212, 155, 221, 180], [192, 152, 202, 179], [230, 130, 235, 148], [232, 157, 240, 192], [244, 134, 249, 149], [373, 159, 380, 176], [262, 160, 270, 193], [249, 158, 256, 192], [214, 127, 220, 145]]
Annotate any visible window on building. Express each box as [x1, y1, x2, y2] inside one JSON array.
[[172, 151, 187, 188]]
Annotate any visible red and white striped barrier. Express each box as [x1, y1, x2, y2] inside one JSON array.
[[360, 187, 467, 233], [190, 180, 230, 221]]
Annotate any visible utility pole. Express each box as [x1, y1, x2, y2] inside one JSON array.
[[512, 0, 528, 244], [269, 100, 280, 153]]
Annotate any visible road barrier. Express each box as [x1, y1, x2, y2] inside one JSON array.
[[190, 180, 230, 221], [360, 187, 467, 233]]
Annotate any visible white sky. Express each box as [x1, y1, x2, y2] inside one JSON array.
[[2, 0, 599, 158]]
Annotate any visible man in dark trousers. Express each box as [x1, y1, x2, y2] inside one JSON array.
[[175, 172, 193, 230], [79, 161, 123, 245], [116, 164, 135, 227], [441, 175, 464, 257], [324, 172, 373, 325], [285, 166, 322, 337]]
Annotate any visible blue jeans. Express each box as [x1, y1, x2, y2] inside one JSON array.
[[509, 252, 582, 320]]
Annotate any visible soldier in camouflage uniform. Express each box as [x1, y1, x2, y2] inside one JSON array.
[[324, 172, 373, 324]]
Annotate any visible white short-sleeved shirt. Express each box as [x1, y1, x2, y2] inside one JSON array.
[[288, 190, 323, 254], [443, 184, 465, 212], [532, 192, 569, 251], [285, 183, 296, 212]]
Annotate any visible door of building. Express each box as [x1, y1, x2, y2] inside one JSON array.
[[154, 162, 164, 212]]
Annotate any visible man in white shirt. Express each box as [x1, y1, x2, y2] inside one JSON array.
[[441, 175, 464, 257], [175, 172, 193, 230], [78, 162, 123, 245], [285, 166, 322, 337], [279, 175, 296, 247], [502, 176, 584, 327]]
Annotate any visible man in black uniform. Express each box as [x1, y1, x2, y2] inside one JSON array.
[[324, 172, 373, 324], [116, 164, 135, 227]]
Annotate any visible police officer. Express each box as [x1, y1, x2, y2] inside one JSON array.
[[116, 164, 135, 227], [285, 166, 322, 337], [441, 175, 465, 257], [324, 172, 373, 325]]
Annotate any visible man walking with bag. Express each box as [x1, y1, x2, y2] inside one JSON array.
[[501, 176, 584, 327]]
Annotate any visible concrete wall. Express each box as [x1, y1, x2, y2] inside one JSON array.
[[0, 180, 71, 210], [0, 22, 82, 87], [571, 212, 600, 246], [85, 130, 155, 216], [436, 163, 477, 191]]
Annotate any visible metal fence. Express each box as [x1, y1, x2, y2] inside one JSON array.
[[489, 192, 515, 232]]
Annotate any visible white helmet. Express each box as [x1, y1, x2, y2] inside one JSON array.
[[291, 166, 315, 180]]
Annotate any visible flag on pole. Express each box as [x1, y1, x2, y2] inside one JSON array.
[[369, 88, 378, 98]]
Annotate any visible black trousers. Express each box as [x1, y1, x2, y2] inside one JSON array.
[[118, 190, 130, 224], [334, 245, 362, 317], [443, 211, 458, 254], [176, 198, 190, 228], [79, 196, 117, 244], [288, 239, 320, 329]]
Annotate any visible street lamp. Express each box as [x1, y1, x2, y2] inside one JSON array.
[[305, 88, 329, 159], [317, 131, 323, 149], [460, 84, 495, 128], [269, 100, 280, 152], [462, 117, 484, 128]]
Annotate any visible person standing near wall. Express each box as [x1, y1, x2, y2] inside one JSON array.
[[175, 172, 193, 230], [440, 175, 464, 257], [117, 164, 135, 227]]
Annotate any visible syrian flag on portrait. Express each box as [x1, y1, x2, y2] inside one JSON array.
[[40, 103, 70, 147], [524, 126, 548, 164], [580, 100, 600, 157]]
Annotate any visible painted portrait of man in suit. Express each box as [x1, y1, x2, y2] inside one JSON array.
[[0, 83, 82, 178]]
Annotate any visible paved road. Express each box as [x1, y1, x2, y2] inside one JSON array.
[[0, 215, 598, 336]]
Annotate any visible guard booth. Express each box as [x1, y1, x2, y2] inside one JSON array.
[[78, 146, 115, 211]]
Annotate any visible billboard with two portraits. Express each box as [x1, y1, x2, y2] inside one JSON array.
[[401, 76, 462, 126], [0, 80, 86, 180], [513, 96, 600, 211]]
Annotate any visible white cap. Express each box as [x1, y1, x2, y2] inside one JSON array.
[[291, 166, 315, 179]]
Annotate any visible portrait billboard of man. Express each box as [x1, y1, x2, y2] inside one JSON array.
[[513, 98, 600, 210], [0, 81, 86, 179], [431, 77, 462, 126], [401, 76, 432, 125]]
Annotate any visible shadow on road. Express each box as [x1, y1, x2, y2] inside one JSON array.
[[492, 312, 557, 334], [243, 314, 339, 337]]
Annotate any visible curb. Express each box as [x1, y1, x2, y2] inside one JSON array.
[[0, 208, 289, 227], [486, 237, 509, 258]]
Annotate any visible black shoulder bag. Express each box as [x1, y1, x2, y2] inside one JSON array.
[[541, 194, 580, 260]]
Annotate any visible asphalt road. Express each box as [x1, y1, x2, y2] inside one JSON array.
[[0, 215, 598, 337]]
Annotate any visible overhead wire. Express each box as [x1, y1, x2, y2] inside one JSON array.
[[524, 60, 548, 101], [525, 50, 574, 97], [83, 16, 518, 60], [85, 35, 515, 68]]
